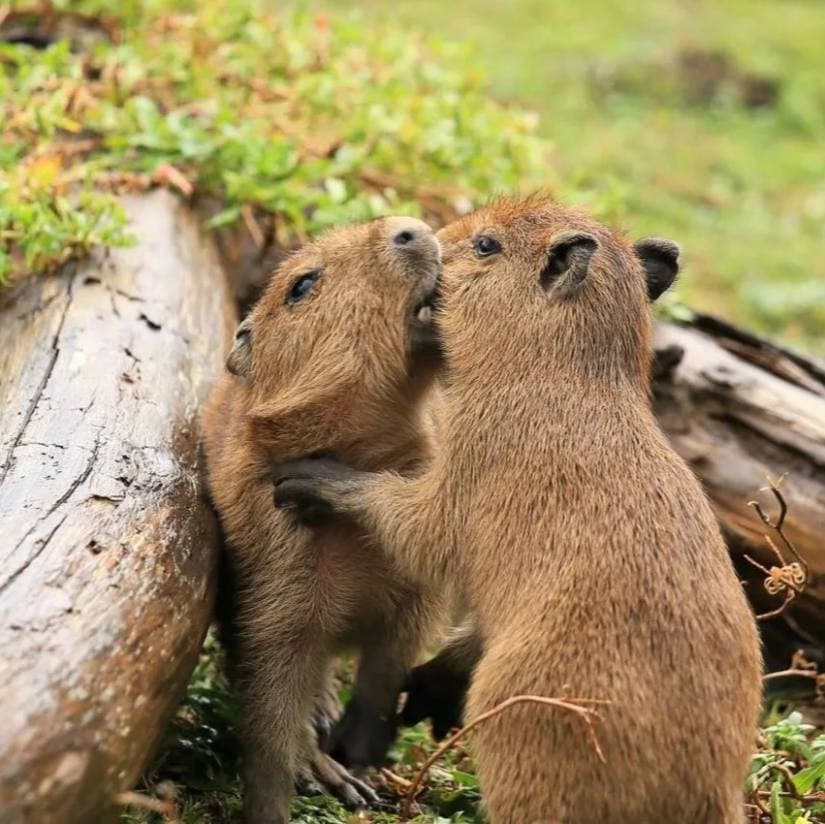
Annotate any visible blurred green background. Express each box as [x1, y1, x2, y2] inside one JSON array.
[[317, 0, 825, 350], [3, 0, 823, 349]]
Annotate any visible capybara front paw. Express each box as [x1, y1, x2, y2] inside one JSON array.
[[273, 457, 359, 524]]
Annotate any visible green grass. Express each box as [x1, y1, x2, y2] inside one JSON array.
[[5, 0, 823, 349], [312, 0, 825, 351]]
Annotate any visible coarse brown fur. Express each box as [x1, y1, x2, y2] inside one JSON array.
[[275, 196, 764, 823], [202, 216, 446, 823]]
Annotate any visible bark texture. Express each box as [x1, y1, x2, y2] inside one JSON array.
[[0, 190, 235, 823], [653, 314, 825, 668]]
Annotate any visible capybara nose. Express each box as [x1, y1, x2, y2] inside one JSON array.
[[393, 228, 417, 246], [388, 217, 432, 247], [385, 217, 439, 266]]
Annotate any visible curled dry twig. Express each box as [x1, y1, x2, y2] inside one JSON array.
[[380, 766, 413, 793], [743, 474, 808, 621], [400, 694, 610, 820], [749, 774, 771, 816]]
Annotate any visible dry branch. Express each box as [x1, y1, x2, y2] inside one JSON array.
[[401, 695, 609, 819], [762, 651, 825, 699]]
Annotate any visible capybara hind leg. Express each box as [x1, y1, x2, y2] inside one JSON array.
[[719, 799, 746, 824], [473, 741, 565, 824], [332, 587, 438, 767], [238, 635, 325, 824]]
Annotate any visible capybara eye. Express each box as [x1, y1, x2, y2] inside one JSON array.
[[473, 235, 501, 258], [286, 270, 320, 306]]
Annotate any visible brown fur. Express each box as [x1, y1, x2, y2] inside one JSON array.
[[275, 197, 763, 823], [202, 216, 445, 823]]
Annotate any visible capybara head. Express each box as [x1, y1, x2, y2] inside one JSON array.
[[435, 195, 679, 386], [228, 216, 441, 455]]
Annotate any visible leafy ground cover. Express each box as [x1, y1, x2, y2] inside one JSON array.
[[5, 1, 824, 349], [122, 634, 825, 823], [0, 0, 545, 285]]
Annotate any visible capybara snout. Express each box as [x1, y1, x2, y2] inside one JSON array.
[[377, 215, 441, 320]]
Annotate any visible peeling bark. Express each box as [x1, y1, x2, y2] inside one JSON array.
[[653, 315, 825, 668], [0, 191, 236, 823]]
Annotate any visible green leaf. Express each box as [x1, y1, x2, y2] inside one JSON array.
[[793, 750, 825, 795], [204, 207, 242, 230], [451, 770, 480, 790], [770, 779, 791, 824], [2, 1, 548, 286]]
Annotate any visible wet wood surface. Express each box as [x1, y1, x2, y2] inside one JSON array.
[[654, 314, 825, 666], [0, 190, 236, 823]]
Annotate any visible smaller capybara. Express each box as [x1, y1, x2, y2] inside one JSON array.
[[274, 196, 763, 824], [202, 216, 446, 823]]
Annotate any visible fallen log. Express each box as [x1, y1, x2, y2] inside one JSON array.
[[0, 190, 235, 823], [653, 314, 825, 668]]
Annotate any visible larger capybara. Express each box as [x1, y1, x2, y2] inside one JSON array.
[[274, 196, 762, 824]]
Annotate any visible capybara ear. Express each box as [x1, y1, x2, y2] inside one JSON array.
[[635, 237, 680, 302], [226, 318, 253, 377], [541, 231, 599, 298]]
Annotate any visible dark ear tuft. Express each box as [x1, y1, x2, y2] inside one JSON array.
[[635, 237, 680, 302], [226, 318, 253, 377], [541, 231, 599, 297]]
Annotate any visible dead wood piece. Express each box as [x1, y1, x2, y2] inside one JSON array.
[[0, 190, 236, 823], [653, 317, 825, 660]]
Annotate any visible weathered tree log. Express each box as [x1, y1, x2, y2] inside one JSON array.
[[653, 314, 825, 668], [0, 190, 235, 823]]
